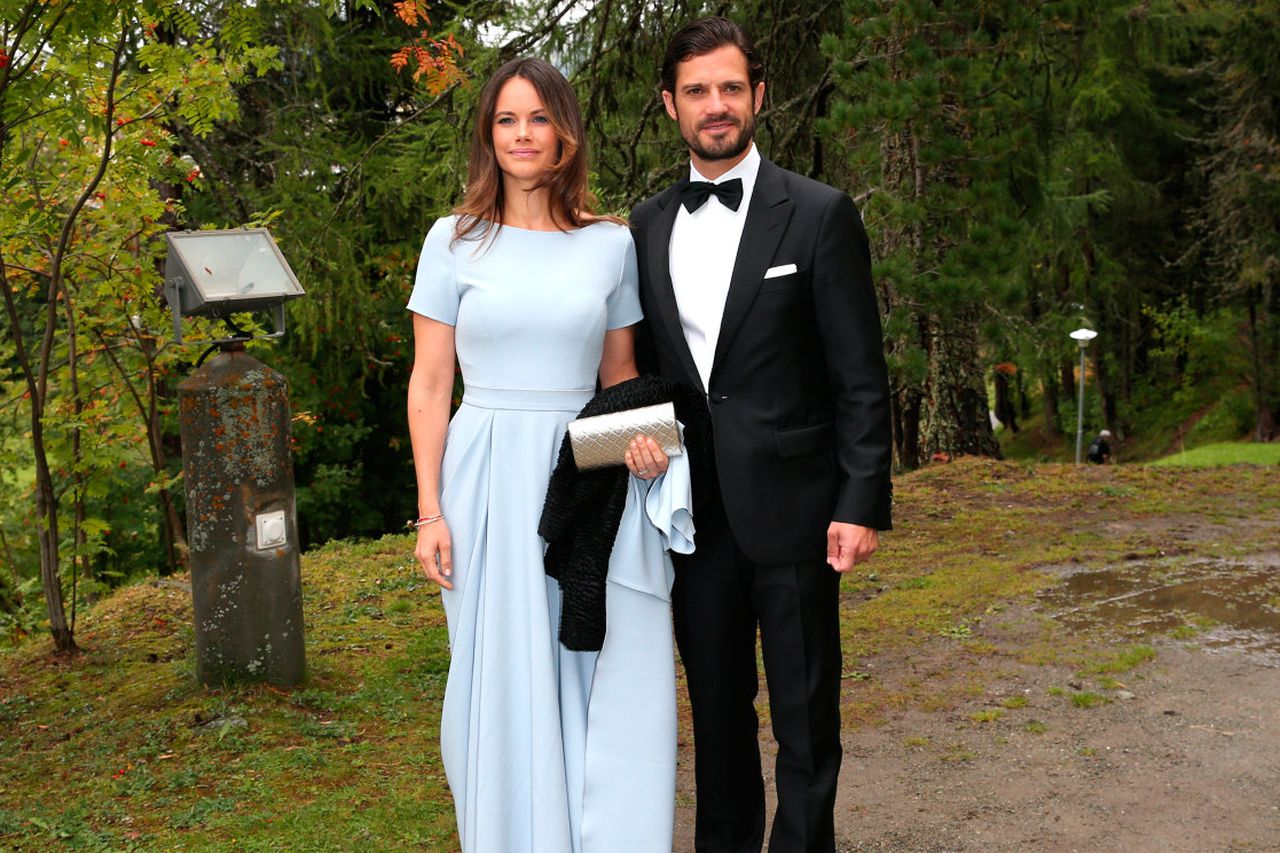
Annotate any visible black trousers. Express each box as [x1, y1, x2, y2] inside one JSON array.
[[671, 498, 842, 853]]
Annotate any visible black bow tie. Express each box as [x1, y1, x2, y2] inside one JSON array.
[[677, 178, 744, 213]]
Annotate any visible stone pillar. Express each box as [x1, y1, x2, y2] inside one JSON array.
[[178, 347, 305, 686]]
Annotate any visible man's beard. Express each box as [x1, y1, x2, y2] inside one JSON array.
[[682, 110, 756, 162]]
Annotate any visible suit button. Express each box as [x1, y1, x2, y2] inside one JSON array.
[[710, 393, 728, 404]]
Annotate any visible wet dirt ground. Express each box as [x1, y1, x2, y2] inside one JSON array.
[[1042, 555, 1280, 667], [672, 549, 1280, 852]]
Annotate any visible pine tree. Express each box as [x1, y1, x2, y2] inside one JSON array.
[[826, 0, 1040, 465], [1015, 0, 1217, 443], [1192, 0, 1280, 440]]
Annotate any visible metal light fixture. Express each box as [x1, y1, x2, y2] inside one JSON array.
[[1070, 328, 1098, 464], [163, 228, 305, 344]]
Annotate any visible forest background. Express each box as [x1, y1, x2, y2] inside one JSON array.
[[1, 0, 1277, 651]]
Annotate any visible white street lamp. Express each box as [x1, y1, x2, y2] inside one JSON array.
[[1070, 328, 1098, 464]]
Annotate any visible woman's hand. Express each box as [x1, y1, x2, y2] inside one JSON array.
[[415, 520, 454, 590], [625, 434, 669, 480]]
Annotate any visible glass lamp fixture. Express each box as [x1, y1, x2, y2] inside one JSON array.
[[163, 228, 305, 344], [1069, 327, 1098, 348]]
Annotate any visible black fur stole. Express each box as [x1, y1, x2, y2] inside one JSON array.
[[539, 375, 713, 651]]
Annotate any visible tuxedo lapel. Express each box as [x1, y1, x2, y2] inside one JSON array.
[[645, 188, 705, 394], [710, 159, 793, 381]]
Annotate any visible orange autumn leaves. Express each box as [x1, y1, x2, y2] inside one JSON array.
[[389, 1, 465, 95]]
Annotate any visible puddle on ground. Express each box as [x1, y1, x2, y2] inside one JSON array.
[[1037, 556, 1280, 667]]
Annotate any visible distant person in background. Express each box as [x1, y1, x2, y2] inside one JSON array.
[[1086, 429, 1113, 464]]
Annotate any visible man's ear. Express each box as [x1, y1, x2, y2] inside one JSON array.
[[662, 90, 678, 122], [753, 81, 765, 115]]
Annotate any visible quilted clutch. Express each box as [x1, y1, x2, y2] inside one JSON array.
[[568, 402, 684, 471]]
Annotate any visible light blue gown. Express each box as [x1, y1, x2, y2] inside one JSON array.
[[408, 216, 693, 853]]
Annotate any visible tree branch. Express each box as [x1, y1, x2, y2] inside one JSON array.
[[39, 17, 131, 409]]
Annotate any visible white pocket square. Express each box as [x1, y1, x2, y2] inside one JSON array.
[[763, 263, 798, 279]]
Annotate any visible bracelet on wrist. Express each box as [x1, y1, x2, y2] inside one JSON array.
[[414, 514, 444, 528]]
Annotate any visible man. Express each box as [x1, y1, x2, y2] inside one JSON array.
[[1087, 429, 1113, 464], [630, 17, 894, 853]]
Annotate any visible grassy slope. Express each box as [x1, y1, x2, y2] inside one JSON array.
[[2, 459, 1279, 850], [999, 383, 1263, 465], [1149, 441, 1280, 467]]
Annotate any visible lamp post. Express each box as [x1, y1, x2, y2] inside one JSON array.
[[165, 228, 307, 686], [1069, 327, 1098, 464]]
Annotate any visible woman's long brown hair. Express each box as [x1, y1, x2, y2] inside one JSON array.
[[452, 57, 620, 245]]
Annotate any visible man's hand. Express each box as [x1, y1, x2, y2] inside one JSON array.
[[826, 522, 878, 573]]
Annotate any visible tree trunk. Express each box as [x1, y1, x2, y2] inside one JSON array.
[[874, 118, 924, 469], [1060, 359, 1076, 410], [34, 440, 75, 652], [153, 64, 191, 573], [1042, 368, 1060, 437], [994, 367, 1019, 433], [65, 297, 92, 588], [143, 336, 187, 574], [1268, 280, 1280, 440], [890, 390, 904, 467], [1093, 348, 1118, 437], [0, 263, 76, 654], [1249, 293, 1280, 441], [0, 526, 20, 604], [896, 388, 922, 470], [919, 315, 1001, 462], [66, 302, 87, 638], [1016, 366, 1030, 421], [1120, 301, 1136, 404], [89, 324, 188, 573]]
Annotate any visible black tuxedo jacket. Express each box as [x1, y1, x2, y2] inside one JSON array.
[[631, 158, 892, 566]]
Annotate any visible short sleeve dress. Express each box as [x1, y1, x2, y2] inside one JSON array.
[[408, 216, 694, 853]]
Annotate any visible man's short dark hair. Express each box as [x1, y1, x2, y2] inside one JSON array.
[[660, 17, 764, 95]]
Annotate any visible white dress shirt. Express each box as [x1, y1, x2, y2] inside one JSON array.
[[668, 144, 762, 391]]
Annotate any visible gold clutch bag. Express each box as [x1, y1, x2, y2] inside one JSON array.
[[568, 402, 684, 471]]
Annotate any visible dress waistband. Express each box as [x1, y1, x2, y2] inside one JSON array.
[[461, 384, 593, 412]]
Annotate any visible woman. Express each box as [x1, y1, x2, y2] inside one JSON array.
[[406, 58, 692, 853]]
